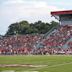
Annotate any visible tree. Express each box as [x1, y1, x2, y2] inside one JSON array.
[[5, 20, 59, 35], [50, 21, 59, 28]]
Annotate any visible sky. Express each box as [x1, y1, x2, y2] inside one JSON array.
[[0, 0, 72, 35]]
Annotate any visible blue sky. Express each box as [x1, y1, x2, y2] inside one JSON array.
[[0, 0, 72, 35]]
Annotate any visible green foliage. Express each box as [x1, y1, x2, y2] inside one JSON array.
[[5, 20, 59, 35]]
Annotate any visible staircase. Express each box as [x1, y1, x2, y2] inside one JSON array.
[[62, 37, 72, 48], [43, 25, 59, 38], [35, 26, 59, 48]]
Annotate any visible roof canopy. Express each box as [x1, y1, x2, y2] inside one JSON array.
[[51, 10, 72, 16]]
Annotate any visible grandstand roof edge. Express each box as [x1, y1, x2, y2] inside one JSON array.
[[51, 10, 72, 16]]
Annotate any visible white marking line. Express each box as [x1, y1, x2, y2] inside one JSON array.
[[48, 62, 72, 68], [1, 70, 15, 72], [0, 64, 47, 68], [29, 62, 72, 71]]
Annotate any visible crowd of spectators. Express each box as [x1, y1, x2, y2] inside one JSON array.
[[0, 34, 43, 55], [43, 25, 72, 48], [0, 25, 72, 55]]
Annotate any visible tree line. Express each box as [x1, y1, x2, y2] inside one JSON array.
[[5, 20, 59, 35]]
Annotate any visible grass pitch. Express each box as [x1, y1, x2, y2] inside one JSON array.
[[0, 55, 72, 72]]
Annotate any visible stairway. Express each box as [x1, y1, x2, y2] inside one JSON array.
[[35, 26, 59, 49], [62, 37, 72, 49]]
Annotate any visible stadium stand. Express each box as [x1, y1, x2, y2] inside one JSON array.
[[0, 10, 72, 55], [0, 25, 72, 55]]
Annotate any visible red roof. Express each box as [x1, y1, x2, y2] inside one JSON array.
[[51, 10, 72, 15]]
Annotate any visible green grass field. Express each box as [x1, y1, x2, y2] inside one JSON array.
[[0, 55, 72, 72]]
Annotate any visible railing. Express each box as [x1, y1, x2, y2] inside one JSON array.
[[62, 36, 72, 48], [43, 25, 60, 39]]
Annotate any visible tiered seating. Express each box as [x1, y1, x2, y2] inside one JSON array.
[[0, 35, 43, 55], [43, 25, 72, 48], [0, 25, 72, 55]]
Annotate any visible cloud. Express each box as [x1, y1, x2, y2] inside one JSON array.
[[2, 0, 26, 4], [0, 0, 65, 35], [1, 0, 64, 16]]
